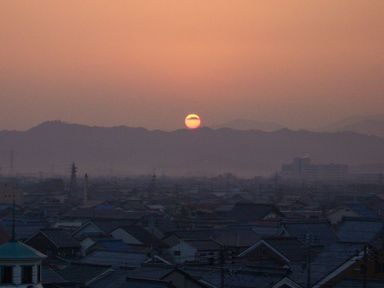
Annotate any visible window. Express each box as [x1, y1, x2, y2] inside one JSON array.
[[37, 265, 41, 282], [1, 266, 13, 284], [22, 266, 33, 284]]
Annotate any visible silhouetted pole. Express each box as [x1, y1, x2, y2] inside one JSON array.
[[220, 244, 225, 288], [363, 244, 367, 288], [305, 233, 312, 288]]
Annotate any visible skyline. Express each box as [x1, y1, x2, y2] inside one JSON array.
[[1, 1, 383, 131]]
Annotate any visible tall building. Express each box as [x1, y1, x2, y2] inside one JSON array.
[[0, 184, 23, 206], [281, 157, 348, 181]]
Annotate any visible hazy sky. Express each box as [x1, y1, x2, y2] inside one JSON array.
[[0, 1, 383, 131]]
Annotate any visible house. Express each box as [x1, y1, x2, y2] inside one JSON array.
[[271, 240, 384, 287], [42, 266, 74, 287], [88, 267, 174, 288], [326, 203, 378, 225], [238, 237, 306, 269], [165, 238, 220, 264], [72, 219, 137, 240], [25, 228, 80, 258], [110, 225, 165, 250], [282, 220, 338, 246], [182, 266, 284, 288], [55, 263, 112, 287], [336, 217, 384, 243], [79, 250, 148, 268], [161, 268, 217, 288], [0, 240, 46, 287], [229, 202, 282, 222]]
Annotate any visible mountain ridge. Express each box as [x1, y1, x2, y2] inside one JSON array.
[[0, 121, 383, 177]]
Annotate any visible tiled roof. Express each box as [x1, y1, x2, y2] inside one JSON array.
[[41, 228, 80, 248]]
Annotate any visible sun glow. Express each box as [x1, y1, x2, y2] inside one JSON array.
[[185, 114, 201, 129]]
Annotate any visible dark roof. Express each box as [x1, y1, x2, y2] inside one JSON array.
[[183, 267, 282, 288], [56, 263, 111, 285], [63, 208, 150, 220], [230, 202, 281, 222], [117, 225, 165, 248], [91, 239, 142, 253], [239, 237, 306, 263], [80, 250, 147, 268], [166, 228, 262, 247], [124, 278, 173, 288], [336, 218, 384, 243], [171, 229, 215, 240], [93, 219, 138, 234], [264, 237, 307, 262], [333, 278, 384, 288], [0, 240, 46, 261], [42, 267, 71, 285], [283, 220, 338, 246], [289, 242, 363, 286], [89, 267, 173, 288], [40, 228, 80, 248], [213, 229, 261, 247], [347, 203, 378, 218], [184, 240, 220, 251]]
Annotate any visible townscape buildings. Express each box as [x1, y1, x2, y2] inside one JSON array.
[[0, 163, 384, 288]]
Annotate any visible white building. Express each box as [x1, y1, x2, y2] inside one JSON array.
[[0, 240, 46, 287]]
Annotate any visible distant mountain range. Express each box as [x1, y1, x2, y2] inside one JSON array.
[[0, 120, 383, 177], [319, 114, 384, 138], [213, 115, 384, 138], [212, 119, 285, 132]]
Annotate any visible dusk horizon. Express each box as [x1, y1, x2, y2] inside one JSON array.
[[0, 2, 383, 287]]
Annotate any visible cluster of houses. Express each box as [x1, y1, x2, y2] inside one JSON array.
[[0, 180, 384, 288]]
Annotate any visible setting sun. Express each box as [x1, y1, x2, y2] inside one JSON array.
[[185, 114, 201, 129]]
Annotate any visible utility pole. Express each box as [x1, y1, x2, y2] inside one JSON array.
[[363, 244, 367, 288], [220, 244, 225, 288], [83, 173, 89, 206], [305, 233, 312, 288]]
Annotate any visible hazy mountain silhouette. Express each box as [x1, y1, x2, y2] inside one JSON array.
[[212, 119, 284, 132], [0, 120, 383, 176], [321, 115, 384, 138]]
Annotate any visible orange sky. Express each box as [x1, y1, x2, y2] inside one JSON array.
[[0, 0, 383, 130]]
